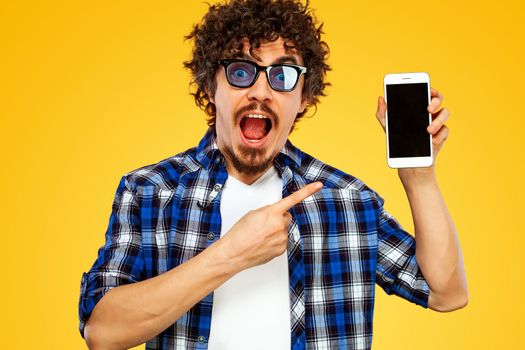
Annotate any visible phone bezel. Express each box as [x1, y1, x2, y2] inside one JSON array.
[[383, 72, 433, 168]]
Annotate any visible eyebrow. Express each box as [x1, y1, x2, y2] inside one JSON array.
[[271, 55, 299, 65], [238, 53, 299, 65]]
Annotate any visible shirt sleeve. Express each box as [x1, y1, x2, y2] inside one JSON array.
[[375, 197, 430, 308], [78, 175, 145, 339]]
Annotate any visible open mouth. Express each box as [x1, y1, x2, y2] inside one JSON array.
[[240, 114, 272, 142]]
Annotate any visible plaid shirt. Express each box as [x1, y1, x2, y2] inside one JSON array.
[[79, 127, 429, 349]]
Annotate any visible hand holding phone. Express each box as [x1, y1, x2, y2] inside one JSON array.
[[383, 72, 433, 168]]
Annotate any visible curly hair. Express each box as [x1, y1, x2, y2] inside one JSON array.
[[183, 0, 331, 130]]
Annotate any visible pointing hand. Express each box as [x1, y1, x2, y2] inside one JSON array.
[[219, 181, 323, 270]]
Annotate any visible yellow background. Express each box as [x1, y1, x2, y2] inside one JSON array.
[[1, 0, 523, 348]]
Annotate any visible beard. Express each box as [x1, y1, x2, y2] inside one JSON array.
[[221, 101, 280, 176], [221, 141, 275, 176]]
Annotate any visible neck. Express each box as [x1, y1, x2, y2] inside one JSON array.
[[225, 161, 273, 186]]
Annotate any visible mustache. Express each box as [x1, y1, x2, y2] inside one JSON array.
[[234, 102, 279, 128]]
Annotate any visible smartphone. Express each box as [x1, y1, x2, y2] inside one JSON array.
[[383, 72, 433, 168]]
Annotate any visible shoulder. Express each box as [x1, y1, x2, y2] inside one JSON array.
[[295, 149, 385, 204], [120, 146, 201, 192]]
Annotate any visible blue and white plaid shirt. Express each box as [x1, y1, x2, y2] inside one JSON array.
[[79, 127, 429, 349]]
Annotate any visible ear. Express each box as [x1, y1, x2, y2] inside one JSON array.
[[299, 95, 308, 113]]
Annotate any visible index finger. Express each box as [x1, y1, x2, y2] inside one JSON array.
[[273, 181, 324, 212], [430, 87, 444, 102]]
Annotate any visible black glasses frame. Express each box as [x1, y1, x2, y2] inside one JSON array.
[[218, 59, 307, 92]]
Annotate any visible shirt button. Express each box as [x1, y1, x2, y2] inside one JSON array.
[[213, 184, 222, 191], [197, 335, 206, 343], [207, 232, 215, 241]]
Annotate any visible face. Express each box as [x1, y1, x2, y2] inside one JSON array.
[[210, 37, 307, 183]]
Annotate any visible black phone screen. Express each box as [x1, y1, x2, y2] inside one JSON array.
[[386, 83, 431, 158]]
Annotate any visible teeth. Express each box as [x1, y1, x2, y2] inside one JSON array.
[[241, 113, 271, 143], [246, 114, 268, 119]]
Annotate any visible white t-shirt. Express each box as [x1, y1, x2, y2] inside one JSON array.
[[207, 166, 291, 350]]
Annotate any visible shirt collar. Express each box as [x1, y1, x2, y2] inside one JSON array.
[[195, 127, 303, 171]]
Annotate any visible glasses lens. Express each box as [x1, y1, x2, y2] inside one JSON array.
[[226, 61, 256, 87], [269, 66, 298, 91]]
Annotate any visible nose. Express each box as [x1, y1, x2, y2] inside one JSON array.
[[246, 71, 273, 102]]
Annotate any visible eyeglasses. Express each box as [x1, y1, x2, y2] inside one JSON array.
[[218, 59, 307, 92]]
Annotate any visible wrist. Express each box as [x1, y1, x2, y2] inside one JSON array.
[[398, 167, 437, 189], [208, 237, 245, 276]]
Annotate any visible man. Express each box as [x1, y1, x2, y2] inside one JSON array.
[[79, 0, 468, 349]]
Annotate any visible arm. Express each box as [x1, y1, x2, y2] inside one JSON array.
[[84, 238, 239, 350], [83, 181, 323, 350], [376, 88, 469, 312], [80, 176, 237, 349], [398, 168, 469, 312]]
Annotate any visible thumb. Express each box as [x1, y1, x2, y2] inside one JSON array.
[[376, 96, 387, 131]]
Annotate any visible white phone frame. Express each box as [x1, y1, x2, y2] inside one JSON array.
[[383, 72, 433, 168]]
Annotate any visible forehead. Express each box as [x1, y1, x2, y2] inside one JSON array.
[[225, 37, 304, 65]]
